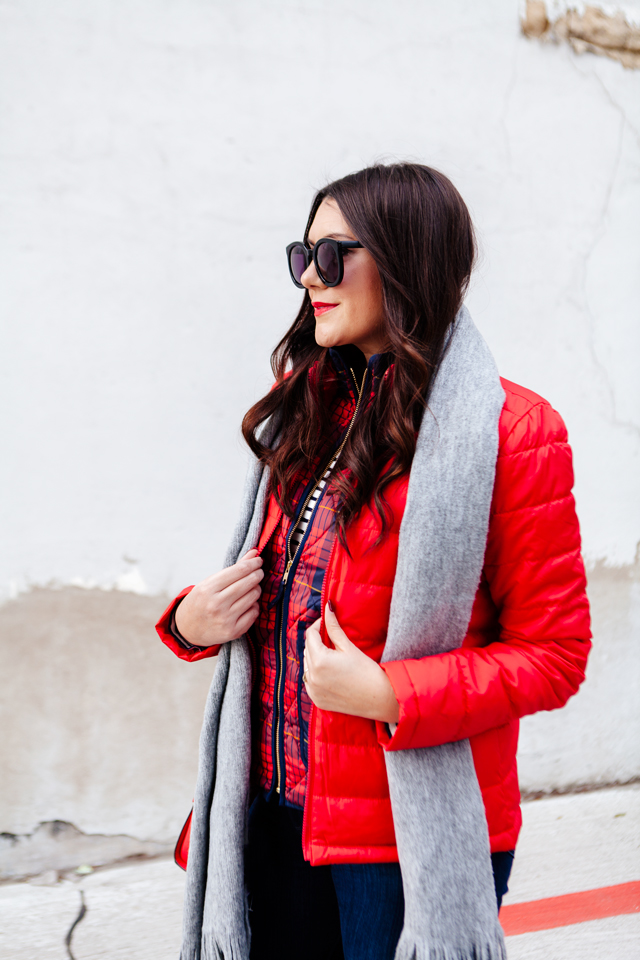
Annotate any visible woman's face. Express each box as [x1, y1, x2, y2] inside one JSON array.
[[302, 198, 388, 361]]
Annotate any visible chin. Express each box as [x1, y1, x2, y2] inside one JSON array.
[[314, 325, 341, 351]]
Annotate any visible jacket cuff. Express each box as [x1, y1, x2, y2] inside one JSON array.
[[376, 660, 421, 751], [155, 587, 221, 662]]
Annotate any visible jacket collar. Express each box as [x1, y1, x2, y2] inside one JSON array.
[[327, 344, 392, 401]]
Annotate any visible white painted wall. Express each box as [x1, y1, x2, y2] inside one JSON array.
[[1, 0, 639, 844], [2, 0, 638, 600]]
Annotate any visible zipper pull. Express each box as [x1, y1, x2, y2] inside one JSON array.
[[282, 559, 293, 584]]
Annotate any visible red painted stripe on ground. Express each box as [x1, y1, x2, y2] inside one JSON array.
[[501, 880, 640, 936]]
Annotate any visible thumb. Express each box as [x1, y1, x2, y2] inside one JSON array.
[[324, 602, 355, 652], [305, 616, 323, 651]]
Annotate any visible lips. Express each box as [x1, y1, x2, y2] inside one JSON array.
[[312, 302, 338, 316]]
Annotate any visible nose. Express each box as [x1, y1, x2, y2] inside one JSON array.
[[301, 258, 325, 290]]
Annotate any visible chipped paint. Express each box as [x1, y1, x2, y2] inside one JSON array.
[[522, 1, 640, 67]]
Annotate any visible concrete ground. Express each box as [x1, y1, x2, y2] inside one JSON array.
[[502, 783, 639, 959], [0, 784, 637, 960]]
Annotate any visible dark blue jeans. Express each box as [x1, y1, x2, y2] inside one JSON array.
[[246, 793, 513, 960]]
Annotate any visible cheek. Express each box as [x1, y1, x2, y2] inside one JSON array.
[[357, 265, 384, 323], [337, 258, 386, 340]]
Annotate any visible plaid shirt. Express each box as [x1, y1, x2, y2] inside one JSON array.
[[250, 348, 390, 808]]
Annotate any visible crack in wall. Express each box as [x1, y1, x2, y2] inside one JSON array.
[[499, 41, 520, 177], [563, 54, 640, 439], [514, 6, 640, 444], [522, 1, 640, 68], [589, 60, 640, 150], [0, 820, 173, 881]]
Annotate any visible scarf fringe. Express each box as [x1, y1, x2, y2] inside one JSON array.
[[394, 936, 507, 960], [179, 934, 507, 960], [180, 931, 249, 960]]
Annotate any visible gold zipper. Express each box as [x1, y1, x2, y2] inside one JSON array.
[[283, 481, 320, 585], [282, 368, 366, 583], [274, 367, 367, 794]]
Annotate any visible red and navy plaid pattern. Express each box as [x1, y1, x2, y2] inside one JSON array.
[[250, 351, 390, 808], [251, 368, 356, 807]]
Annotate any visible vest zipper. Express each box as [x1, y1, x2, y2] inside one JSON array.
[[273, 367, 367, 797]]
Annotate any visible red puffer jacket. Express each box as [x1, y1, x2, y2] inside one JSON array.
[[157, 378, 591, 865]]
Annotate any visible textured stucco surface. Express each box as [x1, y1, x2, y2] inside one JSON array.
[[1, 0, 639, 861], [0, 588, 215, 843], [518, 560, 640, 792]]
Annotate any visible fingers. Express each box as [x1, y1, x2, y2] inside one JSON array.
[[229, 583, 262, 618], [306, 616, 322, 636], [220, 566, 264, 606], [219, 551, 264, 632], [304, 617, 323, 655], [304, 616, 328, 689], [234, 602, 260, 636], [323, 602, 354, 651], [213, 552, 263, 592], [304, 605, 362, 687], [178, 551, 263, 646]]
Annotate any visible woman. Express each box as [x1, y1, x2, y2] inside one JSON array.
[[156, 163, 591, 960]]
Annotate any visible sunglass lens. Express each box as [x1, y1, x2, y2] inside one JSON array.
[[289, 244, 308, 285], [316, 241, 340, 285]]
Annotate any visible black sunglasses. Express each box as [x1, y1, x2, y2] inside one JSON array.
[[286, 238, 363, 288]]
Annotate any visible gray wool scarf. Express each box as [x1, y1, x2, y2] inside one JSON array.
[[180, 306, 507, 960]]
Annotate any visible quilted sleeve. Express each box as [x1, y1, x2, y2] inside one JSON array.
[[379, 395, 592, 751], [155, 586, 221, 662]]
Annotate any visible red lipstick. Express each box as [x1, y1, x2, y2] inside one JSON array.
[[312, 302, 337, 316]]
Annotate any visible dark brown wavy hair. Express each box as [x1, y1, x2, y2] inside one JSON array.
[[242, 162, 476, 544]]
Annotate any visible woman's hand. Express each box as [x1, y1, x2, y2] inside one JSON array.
[[174, 549, 264, 647], [303, 603, 400, 724]]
